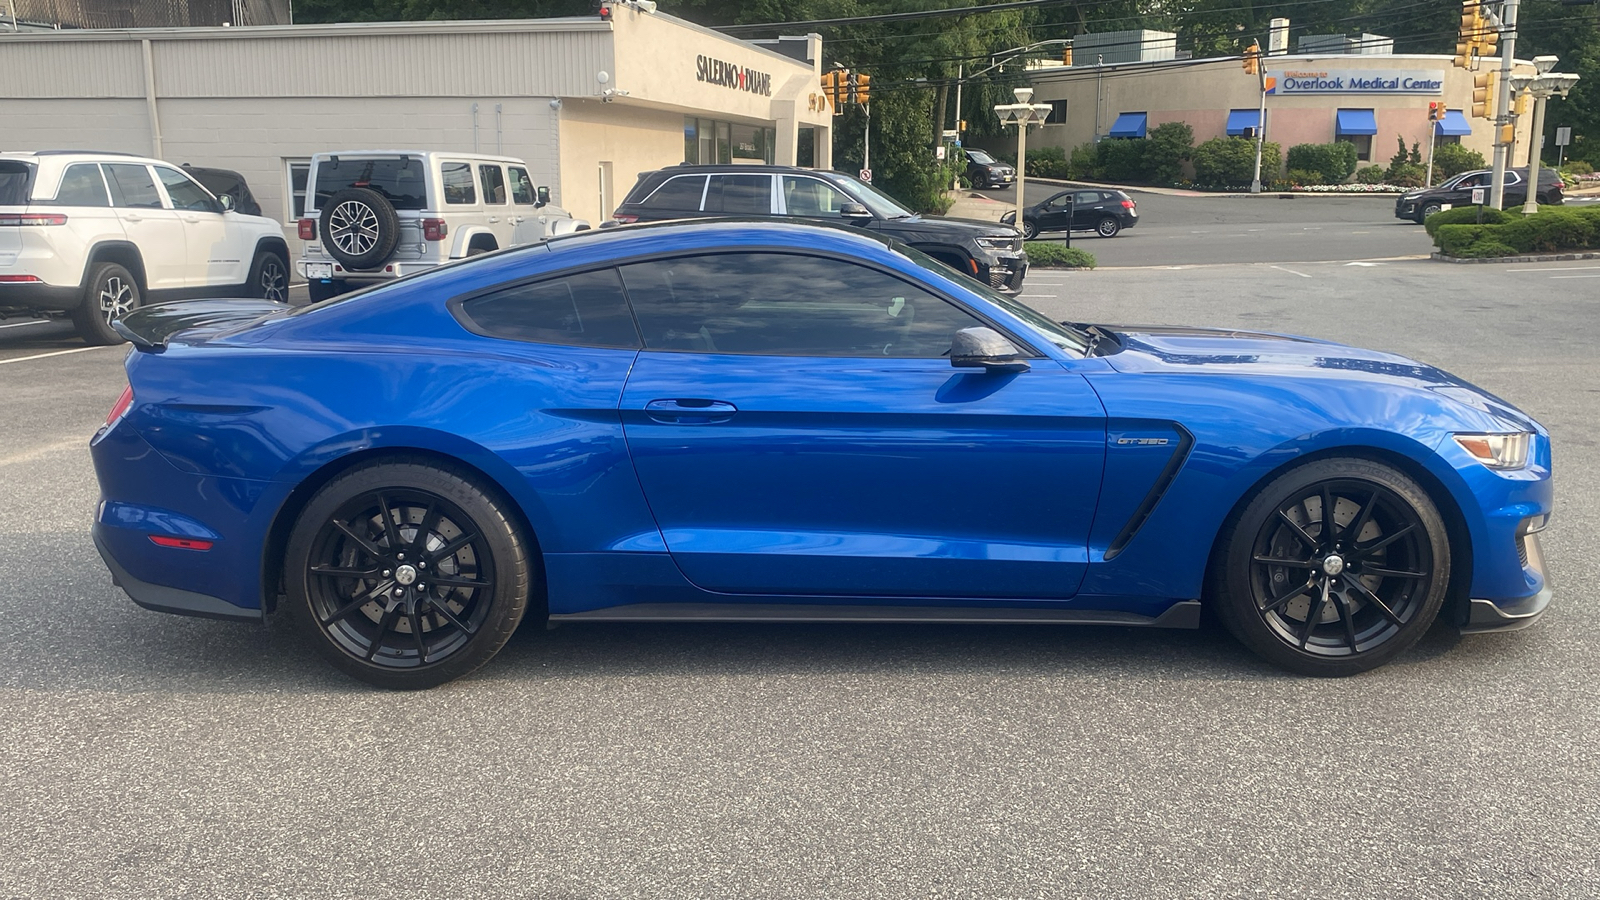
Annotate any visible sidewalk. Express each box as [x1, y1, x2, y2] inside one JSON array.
[[946, 190, 1014, 223]]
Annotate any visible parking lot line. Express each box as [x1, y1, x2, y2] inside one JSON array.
[[1505, 266, 1600, 273], [0, 320, 51, 330], [0, 346, 111, 365], [1268, 265, 1312, 278], [1550, 274, 1600, 279]]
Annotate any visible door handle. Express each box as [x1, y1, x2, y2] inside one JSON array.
[[182, 215, 200, 223], [123, 214, 142, 222], [644, 398, 738, 424], [487, 216, 499, 223]]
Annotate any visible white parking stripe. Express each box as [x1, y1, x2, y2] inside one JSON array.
[[0, 346, 112, 365], [0, 320, 51, 330], [1268, 265, 1312, 278], [1550, 274, 1600, 279], [1505, 265, 1600, 273]]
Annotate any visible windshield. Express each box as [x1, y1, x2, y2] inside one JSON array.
[[965, 149, 996, 165], [0, 161, 33, 205], [832, 175, 915, 219], [903, 245, 1091, 356]]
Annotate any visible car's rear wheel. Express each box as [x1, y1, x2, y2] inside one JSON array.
[[249, 249, 290, 302], [286, 460, 533, 689], [72, 261, 140, 345], [1211, 458, 1450, 676], [1021, 219, 1040, 240], [1096, 217, 1121, 238]]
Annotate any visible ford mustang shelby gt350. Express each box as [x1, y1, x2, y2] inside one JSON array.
[[90, 220, 1552, 688]]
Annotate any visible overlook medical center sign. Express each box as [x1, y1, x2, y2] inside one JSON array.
[[1269, 70, 1444, 96]]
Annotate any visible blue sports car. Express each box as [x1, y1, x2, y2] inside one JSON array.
[[90, 220, 1552, 689]]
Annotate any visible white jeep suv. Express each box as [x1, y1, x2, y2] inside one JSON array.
[[296, 151, 588, 301], [0, 151, 289, 345]]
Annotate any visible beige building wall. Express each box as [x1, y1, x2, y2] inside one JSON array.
[[557, 101, 687, 226], [1027, 55, 1534, 177]]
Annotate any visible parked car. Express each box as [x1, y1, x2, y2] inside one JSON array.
[[295, 150, 588, 302], [963, 147, 1016, 189], [1001, 188, 1139, 239], [1395, 167, 1565, 223], [92, 219, 1551, 689], [181, 164, 262, 217], [612, 164, 1028, 293], [0, 150, 289, 344]]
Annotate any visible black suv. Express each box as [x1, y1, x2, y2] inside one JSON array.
[[613, 165, 1028, 293], [1395, 167, 1564, 223], [963, 148, 1016, 189], [1001, 188, 1139, 239]]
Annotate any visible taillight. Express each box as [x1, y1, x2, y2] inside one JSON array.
[[613, 214, 639, 224], [106, 385, 134, 426], [1121, 200, 1135, 208], [422, 218, 448, 241], [149, 535, 214, 551], [0, 213, 68, 226], [297, 218, 316, 240]]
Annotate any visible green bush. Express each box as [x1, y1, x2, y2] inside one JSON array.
[[1431, 143, 1487, 180], [1286, 168, 1319, 187], [1564, 160, 1594, 175], [1024, 242, 1096, 268], [1068, 142, 1097, 180], [1192, 137, 1281, 188], [1144, 121, 1194, 183], [1355, 165, 1387, 184], [1388, 136, 1422, 173], [1423, 205, 1520, 237], [1095, 138, 1150, 183], [1286, 142, 1359, 184], [1388, 163, 1427, 188], [1025, 146, 1069, 179], [1432, 206, 1600, 257]]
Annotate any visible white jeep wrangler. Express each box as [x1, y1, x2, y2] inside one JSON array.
[[296, 151, 587, 301]]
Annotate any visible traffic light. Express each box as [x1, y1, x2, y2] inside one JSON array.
[[851, 72, 871, 106], [1456, 0, 1478, 68], [1513, 90, 1530, 116], [1499, 123, 1516, 144], [1473, 71, 1497, 117], [821, 69, 849, 109], [1242, 41, 1261, 75], [1429, 102, 1443, 121], [1062, 45, 1073, 67]]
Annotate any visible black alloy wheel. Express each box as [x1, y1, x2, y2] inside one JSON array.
[[73, 261, 140, 345], [251, 250, 289, 302], [1096, 217, 1121, 238], [286, 461, 532, 689], [1021, 219, 1040, 240], [1212, 458, 1450, 676]]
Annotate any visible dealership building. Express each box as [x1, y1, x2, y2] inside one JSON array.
[[0, 3, 833, 235], [1021, 43, 1537, 171]]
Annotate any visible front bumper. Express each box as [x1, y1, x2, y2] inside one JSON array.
[[1461, 524, 1552, 633], [985, 254, 1028, 293]]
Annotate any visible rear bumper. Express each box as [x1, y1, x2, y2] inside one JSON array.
[[296, 258, 440, 283], [93, 524, 261, 623], [0, 281, 82, 312]]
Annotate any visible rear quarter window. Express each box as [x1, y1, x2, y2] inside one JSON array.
[[313, 157, 428, 211], [0, 161, 34, 205], [639, 175, 706, 211]]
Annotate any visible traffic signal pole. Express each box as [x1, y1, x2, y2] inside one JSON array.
[[1251, 56, 1267, 194], [1489, 0, 1519, 210]]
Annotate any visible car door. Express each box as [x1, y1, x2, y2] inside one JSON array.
[[477, 163, 515, 248], [153, 165, 247, 289], [617, 250, 1107, 601], [1038, 192, 1074, 231], [507, 165, 546, 245], [101, 163, 188, 292], [702, 173, 774, 215], [1070, 191, 1106, 230]]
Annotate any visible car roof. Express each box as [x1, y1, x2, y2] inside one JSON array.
[[545, 217, 900, 257], [0, 150, 162, 164], [309, 150, 529, 165]]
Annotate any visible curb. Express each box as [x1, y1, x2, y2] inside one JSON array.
[[1431, 250, 1600, 264], [1021, 177, 1406, 199]]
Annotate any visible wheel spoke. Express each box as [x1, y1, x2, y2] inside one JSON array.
[[1351, 522, 1417, 559], [413, 503, 441, 550], [1334, 593, 1359, 652], [376, 495, 402, 550], [424, 598, 477, 636], [1300, 580, 1330, 648], [1346, 578, 1405, 626], [1320, 484, 1337, 546], [1253, 555, 1317, 569], [1362, 565, 1427, 580], [366, 604, 400, 661], [429, 532, 479, 562], [1346, 491, 1379, 544], [430, 575, 492, 591], [1276, 509, 1320, 551], [407, 605, 428, 664], [1262, 579, 1317, 614], [320, 594, 374, 626], [310, 564, 382, 579], [333, 520, 386, 559]]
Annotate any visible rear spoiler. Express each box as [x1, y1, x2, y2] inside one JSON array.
[[112, 299, 289, 352]]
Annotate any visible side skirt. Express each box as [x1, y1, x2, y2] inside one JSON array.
[[551, 600, 1201, 629]]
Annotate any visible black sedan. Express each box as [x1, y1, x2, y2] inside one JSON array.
[[1001, 189, 1139, 239]]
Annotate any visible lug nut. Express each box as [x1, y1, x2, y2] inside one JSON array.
[[382, 569, 392, 577], [393, 587, 404, 597], [418, 561, 427, 569], [396, 552, 405, 561]]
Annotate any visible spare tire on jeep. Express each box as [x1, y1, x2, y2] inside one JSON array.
[[319, 187, 401, 270]]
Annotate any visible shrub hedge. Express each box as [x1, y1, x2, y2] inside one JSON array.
[[1025, 242, 1097, 268], [1423, 205, 1520, 238], [1286, 142, 1359, 184], [1432, 206, 1600, 257], [1192, 137, 1281, 187]]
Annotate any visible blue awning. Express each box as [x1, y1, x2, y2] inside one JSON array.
[[1335, 108, 1378, 135], [1108, 112, 1148, 138], [1226, 109, 1261, 136], [1436, 109, 1473, 136]]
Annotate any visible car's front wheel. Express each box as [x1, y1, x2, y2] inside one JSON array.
[[1211, 458, 1451, 676], [72, 261, 140, 345], [285, 459, 534, 689], [1021, 219, 1040, 240], [1420, 202, 1443, 221]]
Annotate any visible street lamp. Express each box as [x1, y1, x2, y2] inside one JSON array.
[[994, 86, 1052, 234], [1511, 56, 1582, 215]]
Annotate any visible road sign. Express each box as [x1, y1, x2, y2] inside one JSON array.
[[1471, 186, 1485, 205], [859, 169, 872, 183], [1556, 127, 1572, 147], [942, 129, 960, 139], [935, 146, 946, 160]]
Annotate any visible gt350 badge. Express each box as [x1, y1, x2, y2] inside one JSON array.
[[1116, 437, 1171, 446]]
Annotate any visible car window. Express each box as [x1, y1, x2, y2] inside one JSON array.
[[313, 157, 428, 211], [619, 252, 985, 357], [0, 161, 31, 205], [155, 166, 219, 212], [441, 163, 477, 205], [1043, 192, 1071, 208], [1505, 171, 1522, 185], [508, 167, 537, 205], [704, 175, 771, 215], [458, 268, 640, 349], [1075, 192, 1101, 206], [103, 164, 164, 209], [781, 175, 852, 217], [479, 165, 507, 205], [639, 175, 706, 211], [966, 149, 996, 165], [54, 164, 110, 207]]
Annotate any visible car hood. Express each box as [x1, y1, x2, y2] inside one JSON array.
[[871, 214, 1019, 242], [1099, 325, 1540, 431]]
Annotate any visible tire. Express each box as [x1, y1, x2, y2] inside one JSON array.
[[1096, 217, 1121, 238], [1209, 457, 1451, 677], [306, 278, 347, 303], [248, 248, 290, 303], [1021, 219, 1040, 240], [285, 460, 534, 689], [318, 187, 400, 271], [1420, 202, 1443, 220], [72, 261, 140, 345]]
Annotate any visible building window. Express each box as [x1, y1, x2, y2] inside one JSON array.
[[1046, 100, 1068, 125], [685, 118, 775, 165], [1336, 134, 1374, 162], [1437, 134, 1462, 146], [286, 159, 310, 219]]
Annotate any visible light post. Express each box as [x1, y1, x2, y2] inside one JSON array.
[[1511, 57, 1581, 216], [994, 86, 1052, 233]]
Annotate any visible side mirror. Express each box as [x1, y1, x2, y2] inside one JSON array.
[[218, 193, 234, 212], [950, 326, 1030, 373], [536, 186, 551, 207], [840, 201, 872, 221]]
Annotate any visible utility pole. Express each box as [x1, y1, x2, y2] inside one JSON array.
[[1488, 0, 1519, 210]]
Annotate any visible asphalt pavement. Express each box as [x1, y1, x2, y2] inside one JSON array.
[[2, 239, 1598, 898]]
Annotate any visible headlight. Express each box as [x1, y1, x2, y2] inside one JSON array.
[[976, 236, 1018, 251], [1454, 432, 1531, 469]]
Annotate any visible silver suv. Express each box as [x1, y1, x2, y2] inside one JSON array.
[[0, 151, 289, 344], [296, 151, 588, 301]]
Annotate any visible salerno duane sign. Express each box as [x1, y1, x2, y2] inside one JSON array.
[[1268, 70, 1444, 95], [696, 54, 773, 97]]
